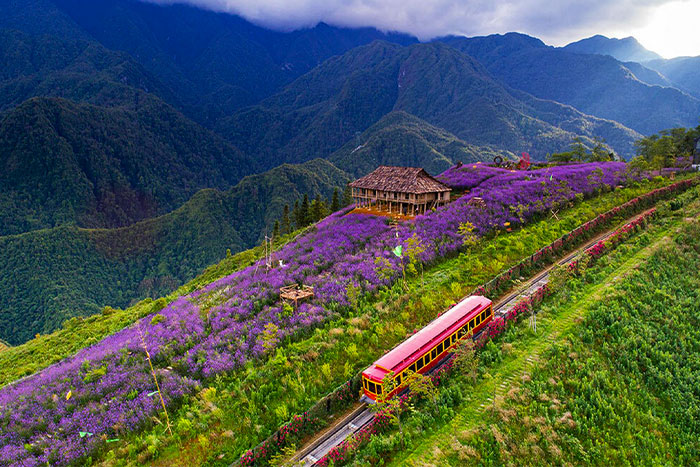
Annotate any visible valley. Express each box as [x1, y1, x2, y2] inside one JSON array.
[[0, 1, 699, 465]]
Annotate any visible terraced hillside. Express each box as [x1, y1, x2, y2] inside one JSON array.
[[1, 164, 692, 466]]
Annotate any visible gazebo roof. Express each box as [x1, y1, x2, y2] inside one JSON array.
[[350, 166, 451, 194]]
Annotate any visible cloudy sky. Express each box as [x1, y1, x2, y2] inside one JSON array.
[[149, 0, 700, 58]]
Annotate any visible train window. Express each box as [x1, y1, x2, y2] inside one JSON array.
[[416, 357, 423, 370], [476, 315, 481, 325], [437, 342, 444, 354], [468, 320, 473, 330], [363, 379, 367, 389], [451, 334, 456, 344], [377, 385, 383, 395], [431, 348, 437, 360], [396, 374, 402, 386], [409, 363, 417, 373], [458, 327, 466, 338], [368, 382, 376, 393]]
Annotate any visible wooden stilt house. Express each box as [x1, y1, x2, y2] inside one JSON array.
[[350, 166, 452, 216]]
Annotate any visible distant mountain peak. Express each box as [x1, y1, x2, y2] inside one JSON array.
[[564, 34, 662, 62]]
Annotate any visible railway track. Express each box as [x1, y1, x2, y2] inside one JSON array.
[[287, 209, 652, 466]]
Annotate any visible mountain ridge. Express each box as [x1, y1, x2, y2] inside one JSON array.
[[441, 33, 700, 135], [564, 34, 663, 62], [224, 39, 641, 166], [0, 96, 253, 236]]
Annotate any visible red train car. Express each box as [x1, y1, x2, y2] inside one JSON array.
[[361, 296, 492, 401]]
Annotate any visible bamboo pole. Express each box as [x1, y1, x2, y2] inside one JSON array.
[[137, 323, 173, 436]]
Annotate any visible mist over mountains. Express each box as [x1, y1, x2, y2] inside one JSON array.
[[1, 0, 698, 343]]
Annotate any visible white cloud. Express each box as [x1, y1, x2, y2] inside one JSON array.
[[145, 0, 697, 56], [627, 0, 700, 58]]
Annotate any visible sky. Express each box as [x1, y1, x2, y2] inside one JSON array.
[[149, 0, 700, 58]]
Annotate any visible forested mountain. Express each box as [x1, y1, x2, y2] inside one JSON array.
[[645, 56, 700, 99], [329, 111, 508, 177], [563, 34, 700, 100], [0, 158, 349, 345], [564, 35, 662, 62], [0, 97, 253, 236], [0, 0, 416, 126], [0, 28, 176, 112], [440, 33, 700, 135], [224, 40, 639, 167], [0, 0, 697, 348]]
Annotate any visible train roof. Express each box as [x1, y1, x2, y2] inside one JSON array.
[[363, 295, 491, 381]]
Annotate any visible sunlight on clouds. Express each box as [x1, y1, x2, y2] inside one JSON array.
[[145, 0, 700, 57], [631, 0, 700, 58]]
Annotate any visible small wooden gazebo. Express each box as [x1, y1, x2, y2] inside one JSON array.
[[280, 284, 314, 307], [350, 166, 451, 216]]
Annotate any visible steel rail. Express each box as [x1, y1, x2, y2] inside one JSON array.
[[292, 209, 652, 466]]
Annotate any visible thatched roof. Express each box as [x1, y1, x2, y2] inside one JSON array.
[[350, 166, 451, 194]]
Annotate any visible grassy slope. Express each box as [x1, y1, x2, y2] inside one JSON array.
[[139, 178, 685, 466], [0, 224, 313, 386], [0, 158, 349, 346], [0, 244, 252, 386], [386, 189, 700, 466]]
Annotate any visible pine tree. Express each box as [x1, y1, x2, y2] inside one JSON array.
[[571, 137, 587, 162], [342, 184, 353, 207], [299, 194, 310, 227], [292, 200, 301, 229], [331, 188, 340, 212], [310, 194, 328, 222], [281, 204, 291, 234], [272, 220, 280, 239]]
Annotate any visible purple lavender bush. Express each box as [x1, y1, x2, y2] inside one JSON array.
[[0, 162, 632, 465]]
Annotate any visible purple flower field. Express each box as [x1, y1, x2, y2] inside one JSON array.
[[0, 162, 632, 465], [436, 162, 508, 190]]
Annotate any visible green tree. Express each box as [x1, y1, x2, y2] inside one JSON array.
[[310, 194, 328, 222], [374, 256, 396, 283], [370, 371, 406, 446], [450, 336, 479, 384], [299, 194, 311, 227], [404, 233, 426, 286], [260, 323, 279, 352], [548, 150, 575, 163], [281, 204, 291, 235], [459, 221, 478, 247], [272, 220, 280, 239], [590, 138, 611, 162], [404, 369, 439, 414], [571, 137, 587, 162], [342, 184, 353, 207], [632, 125, 700, 168], [330, 188, 340, 212], [627, 155, 649, 175]]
